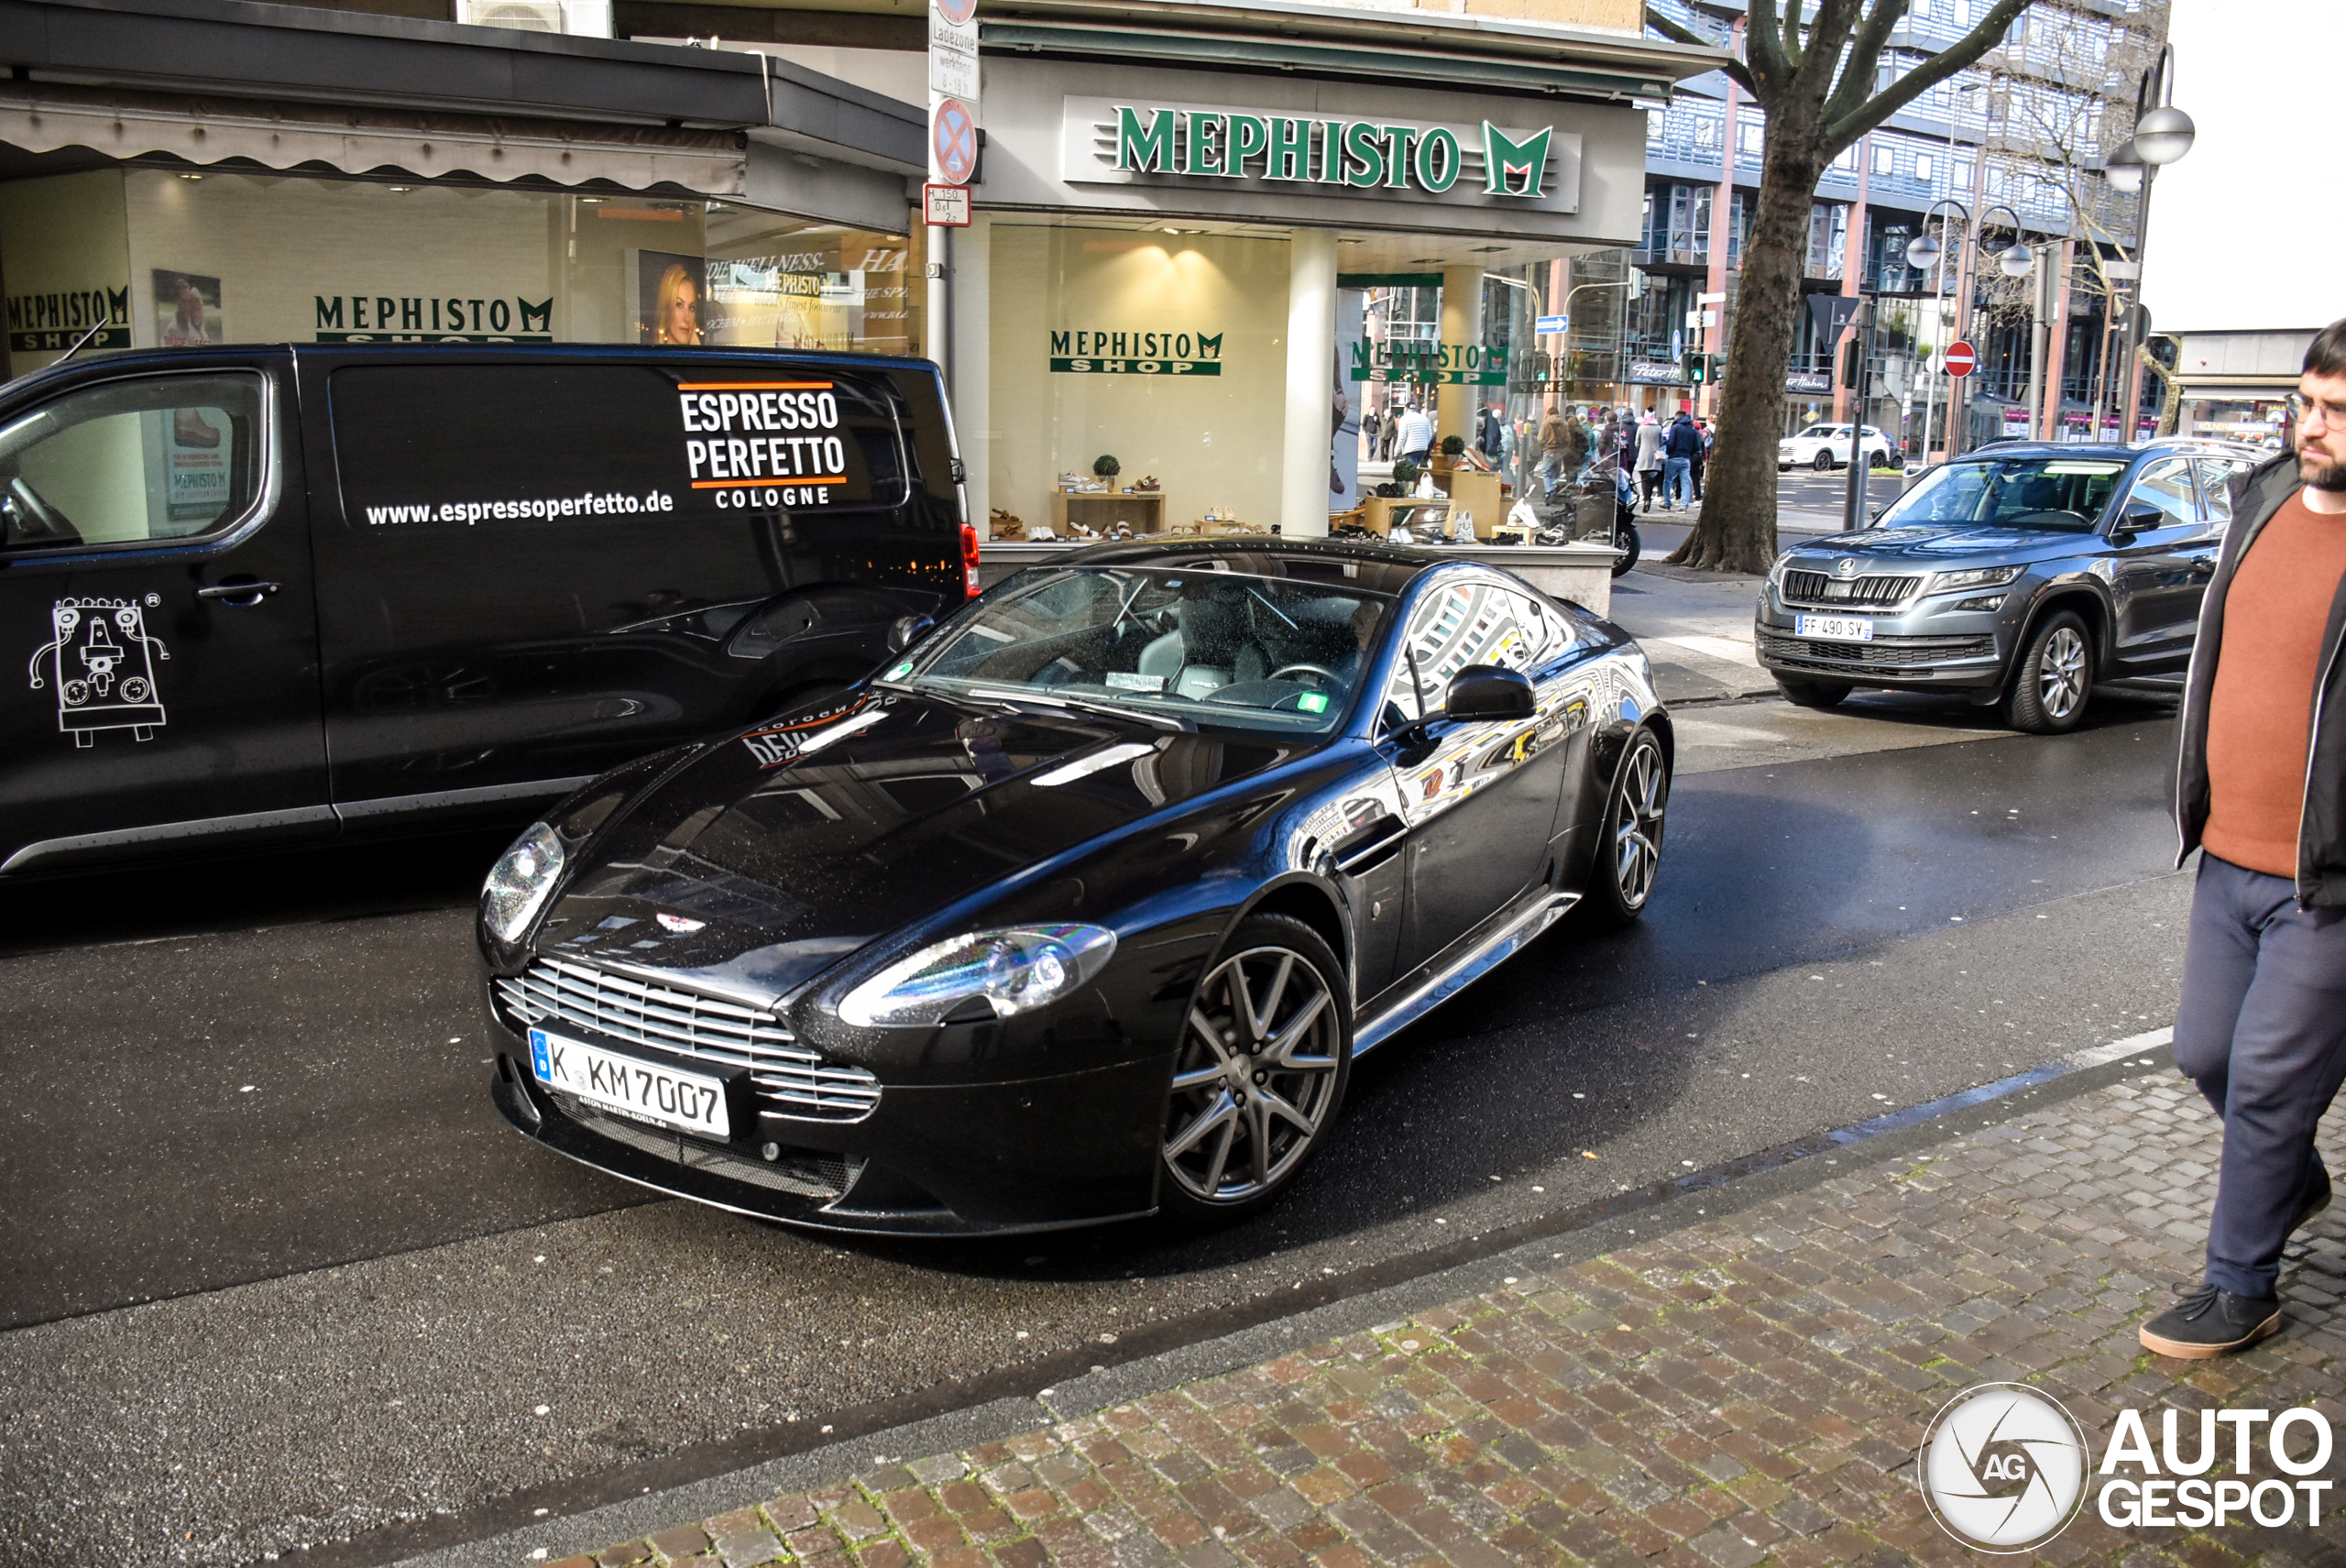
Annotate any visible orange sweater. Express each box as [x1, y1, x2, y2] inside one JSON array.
[[2203, 490, 2346, 877]]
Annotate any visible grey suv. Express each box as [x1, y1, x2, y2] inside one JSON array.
[[1754, 440, 2265, 733]]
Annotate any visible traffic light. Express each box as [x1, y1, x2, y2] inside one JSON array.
[[1684, 350, 1709, 385], [1838, 334, 1864, 389]]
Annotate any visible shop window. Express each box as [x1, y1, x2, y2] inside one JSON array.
[[0, 372, 262, 551]]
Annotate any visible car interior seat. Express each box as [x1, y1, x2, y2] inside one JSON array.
[[1135, 583, 1266, 698]]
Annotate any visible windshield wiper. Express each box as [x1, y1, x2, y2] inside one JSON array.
[[961, 686, 1190, 730]]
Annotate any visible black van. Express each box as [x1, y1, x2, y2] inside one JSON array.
[[0, 344, 973, 876]]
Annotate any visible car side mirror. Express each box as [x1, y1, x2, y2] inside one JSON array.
[[2112, 499, 2164, 538], [1442, 664, 1534, 721], [886, 614, 935, 653]]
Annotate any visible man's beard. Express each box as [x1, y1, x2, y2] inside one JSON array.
[[2300, 439, 2346, 491]]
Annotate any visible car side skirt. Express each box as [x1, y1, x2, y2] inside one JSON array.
[[1354, 888, 1580, 1057]]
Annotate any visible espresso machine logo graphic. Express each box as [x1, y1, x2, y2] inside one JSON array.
[[28, 598, 170, 744]]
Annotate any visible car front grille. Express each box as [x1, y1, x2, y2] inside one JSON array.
[[1759, 630, 1997, 673], [495, 956, 880, 1121], [1781, 569, 1924, 609], [552, 1094, 862, 1198]]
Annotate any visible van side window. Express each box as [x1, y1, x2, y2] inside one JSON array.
[[0, 373, 262, 552]]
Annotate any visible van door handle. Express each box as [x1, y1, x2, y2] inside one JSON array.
[[196, 577, 281, 605]]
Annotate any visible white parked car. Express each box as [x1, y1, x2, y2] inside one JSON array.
[[1779, 423, 1897, 471]]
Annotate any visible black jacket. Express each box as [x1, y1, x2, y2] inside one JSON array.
[[2174, 452, 2346, 905], [1663, 418, 1702, 460]]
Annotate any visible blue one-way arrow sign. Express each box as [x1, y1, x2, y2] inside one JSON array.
[[1535, 314, 1569, 334]]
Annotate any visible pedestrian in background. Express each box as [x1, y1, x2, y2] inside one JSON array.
[[1634, 411, 1664, 511], [2150, 318, 2346, 1359], [1539, 405, 1587, 496], [1691, 417, 1712, 501], [1360, 408, 1380, 461], [1394, 402, 1435, 466], [1661, 410, 1700, 511]]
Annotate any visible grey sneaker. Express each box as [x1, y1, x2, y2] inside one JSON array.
[[2139, 1282, 2281, 1359]]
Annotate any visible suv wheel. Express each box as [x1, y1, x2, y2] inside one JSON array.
[[2004, 610, 2093, 733], [1811, 450, 1836, 472], [1776, 676, 1851, 708]]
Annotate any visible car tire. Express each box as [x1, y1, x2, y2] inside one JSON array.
[[1775, 676, 1852, 708], [1157, 914, 1352, 1226], [1610, 519, 1641, 577], [1869, 449, 1893, 470], [1811, 450, 1836, 472], [2003, 610, 2093, 733], [1586, 727, 1670, 927]]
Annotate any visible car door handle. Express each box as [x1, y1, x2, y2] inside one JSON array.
[[195, 578, 281, 603]]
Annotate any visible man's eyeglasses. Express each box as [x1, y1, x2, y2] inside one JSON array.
[[2289, 392, 2346, 427]]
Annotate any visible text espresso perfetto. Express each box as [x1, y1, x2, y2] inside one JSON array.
[[679, 381, 848, 509]]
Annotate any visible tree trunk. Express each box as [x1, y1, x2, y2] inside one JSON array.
[[1667, 137, 1830, 574]]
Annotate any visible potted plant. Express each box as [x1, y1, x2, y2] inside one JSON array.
[[1092, 454, 1122, 488], [1430, 433, 1465, 480]]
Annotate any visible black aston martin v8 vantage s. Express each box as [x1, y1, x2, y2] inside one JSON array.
[[479, 539, 1672, 1234]]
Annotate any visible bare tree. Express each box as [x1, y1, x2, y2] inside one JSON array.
[[1643, 0, 2036, 573]]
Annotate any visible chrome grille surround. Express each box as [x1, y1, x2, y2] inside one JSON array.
[[496, 955, 880, 1121], [1780, 569, 1923, 609]]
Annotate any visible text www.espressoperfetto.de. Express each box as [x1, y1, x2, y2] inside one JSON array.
[[363, 489, 677, 526]]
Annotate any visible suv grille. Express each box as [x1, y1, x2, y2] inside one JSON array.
[[1781, 569, 1922, 609], [1759, 630, 1996, 670], [496, 956, 880, 1120]]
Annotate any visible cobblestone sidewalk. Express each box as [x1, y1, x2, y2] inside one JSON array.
[[551, 1073, 2345, 1568]]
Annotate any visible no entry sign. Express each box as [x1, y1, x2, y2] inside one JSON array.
[[1943, 339, 1978, 378]]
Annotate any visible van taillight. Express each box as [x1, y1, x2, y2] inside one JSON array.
[[960, 521, 981, 598]]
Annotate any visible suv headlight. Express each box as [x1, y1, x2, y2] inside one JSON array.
[[482, 822, 565, 946], [1928, 565, 2024, 594], [837, 924, 1118, 1027]]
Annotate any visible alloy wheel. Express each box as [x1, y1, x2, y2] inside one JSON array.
[[1612, 738, 1668, 911], [1162, 946, 1342, 1204], [2037, 626, 2088, 719]]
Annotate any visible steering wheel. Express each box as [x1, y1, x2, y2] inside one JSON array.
[[1270, 663, 1341, 686], [5, 477, 72, 543]]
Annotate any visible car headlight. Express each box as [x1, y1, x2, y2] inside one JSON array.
[[1928, 565, 2024, 594], [482, 821, 565, 946], [836, 924, 1118, 1027]]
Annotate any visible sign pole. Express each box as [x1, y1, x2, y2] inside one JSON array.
[[1843, 295, 1872, 535], [925, 0, 978, 381]]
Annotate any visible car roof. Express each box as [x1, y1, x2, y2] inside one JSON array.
[[1947, 439, 2263, 465]]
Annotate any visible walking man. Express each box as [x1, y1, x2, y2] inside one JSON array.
[[1394, 402, 1435, 467], [1661, 410, 1700, 511], [2147, 320, 2346, 1358], [1691, 417, 1712, 501], [1538, 405, 1587, 497], [1633, 411, 1664, 511]]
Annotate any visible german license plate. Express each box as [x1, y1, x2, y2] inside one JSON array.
[[1795, 614, 1875, 642], [528, 1026, 729, 1138]]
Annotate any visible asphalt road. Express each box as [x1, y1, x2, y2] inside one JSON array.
[[0, 667, 2194, 1567]]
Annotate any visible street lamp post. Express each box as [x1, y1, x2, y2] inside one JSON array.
[[2101, 44, 2193, 442]]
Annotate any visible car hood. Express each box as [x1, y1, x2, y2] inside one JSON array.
[[532, 690, 1299, 1002], [1789, 521, 2093, 566]]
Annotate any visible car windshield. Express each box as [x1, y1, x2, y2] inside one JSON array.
[[1873, 455, 2126, 532], [888, 564, 1391, 734]]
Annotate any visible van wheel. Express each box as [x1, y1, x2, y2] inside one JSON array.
[[1776, 677, 1851, 708], [2003, 611, 2092, 733]]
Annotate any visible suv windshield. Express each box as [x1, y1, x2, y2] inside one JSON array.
[[1874, 455, 2126, 532], [890, 565, 1389, 734]]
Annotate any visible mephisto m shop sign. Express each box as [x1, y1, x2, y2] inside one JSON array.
[[1059, 97, 1582, 216]]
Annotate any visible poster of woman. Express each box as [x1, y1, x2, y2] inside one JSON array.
[[154, 272, 223, 346], [635, 252, 705, 345]]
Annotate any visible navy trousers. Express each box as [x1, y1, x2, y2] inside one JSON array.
[[2172, 852, 2346, 1298]]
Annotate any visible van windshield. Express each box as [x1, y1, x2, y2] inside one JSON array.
[[1875, 456, 2125, 532]]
